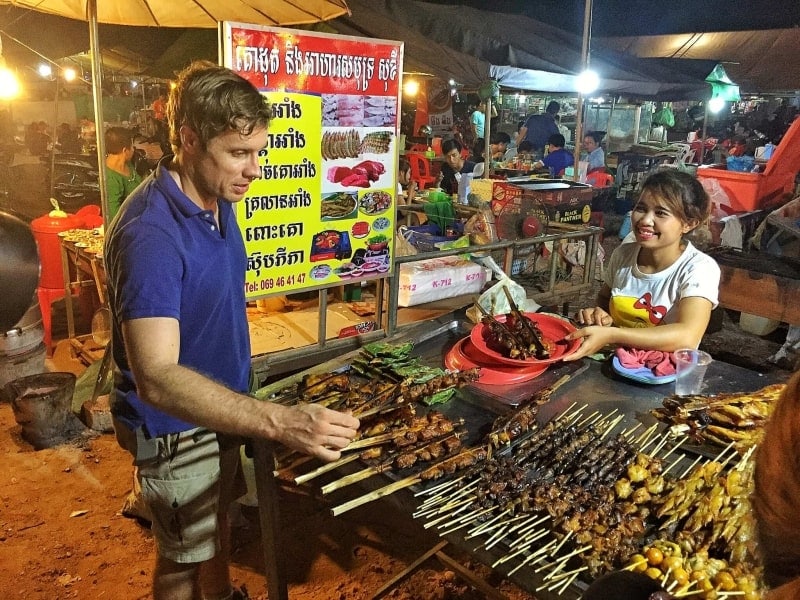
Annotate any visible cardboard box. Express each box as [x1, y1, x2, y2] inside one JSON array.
[[696, 117, 800, 213], [398, 257, 489, 307], [491, 179, 593, 225]]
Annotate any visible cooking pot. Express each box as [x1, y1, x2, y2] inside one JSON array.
[[0, 212, 39, 331], [1, 300, 44, 356]]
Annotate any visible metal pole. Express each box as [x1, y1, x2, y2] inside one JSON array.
[[572, 0, 593, 182], [88, 0, 110, 227], [49, 75, 59, 199], [700, 102, 709, 163], [484, 99, 492, 177]]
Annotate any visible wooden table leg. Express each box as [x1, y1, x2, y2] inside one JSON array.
[[251, 440, 288, 600]]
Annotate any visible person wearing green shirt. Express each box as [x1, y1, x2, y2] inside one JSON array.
[[105, 127, 143, 219]]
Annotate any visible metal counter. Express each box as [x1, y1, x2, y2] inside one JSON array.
[[250, 311, 785, 599]]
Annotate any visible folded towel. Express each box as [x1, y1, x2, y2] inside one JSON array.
[[615, 347, 677, 377]]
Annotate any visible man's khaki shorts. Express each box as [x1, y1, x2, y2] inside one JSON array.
[[114, 421, 241, 563]]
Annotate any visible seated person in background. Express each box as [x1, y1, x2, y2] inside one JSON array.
[[470, 137, 485, 164], [583, 130, 606, 173], [516, 140, 534, 158], [564, 169, 720, 361], [532, 133, 573, 177], [57, 123, 82, 154], [396, 158, 417, 204], [753, 369, 800, 600], [437, 138, 476, 196], [490, 131, 511, 161], [105, 126, 143, 220]]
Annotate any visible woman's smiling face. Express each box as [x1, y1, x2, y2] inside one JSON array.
[[631, 190, 692, 250]]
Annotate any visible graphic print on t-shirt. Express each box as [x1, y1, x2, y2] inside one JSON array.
[[610, 292, 666, 328]]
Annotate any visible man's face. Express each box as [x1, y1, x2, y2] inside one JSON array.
[[187, 125, 267, 206], [445, 148, 463, 169], [583, 136, 598, 152]]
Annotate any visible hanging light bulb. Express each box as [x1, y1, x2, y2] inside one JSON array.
[[576, 69, 600, 95], [403, 79, 419, 96], [708, 97, 726, 113]]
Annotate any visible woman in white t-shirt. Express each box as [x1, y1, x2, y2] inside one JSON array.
[[564, 169, 720, 361]]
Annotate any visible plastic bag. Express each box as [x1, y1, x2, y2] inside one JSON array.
[[465, 255, 540, 323], [699, 178, 732, 216]]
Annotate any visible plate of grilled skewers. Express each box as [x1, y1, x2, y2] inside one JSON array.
[[471, 296, 580, 367], [444, 336, 548, 385]]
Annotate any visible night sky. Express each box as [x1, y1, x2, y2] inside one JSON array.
[[421, 0, 800, 37]]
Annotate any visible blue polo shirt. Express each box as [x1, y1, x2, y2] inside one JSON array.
[[542, 148, 574, 178], [105, 161, 251, 437]]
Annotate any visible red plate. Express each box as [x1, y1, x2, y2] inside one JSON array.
[[445, 338, 547, 385], [470, 312, 580, 367]]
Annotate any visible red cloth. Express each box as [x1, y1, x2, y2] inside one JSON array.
[[615, 347, 677, 376]]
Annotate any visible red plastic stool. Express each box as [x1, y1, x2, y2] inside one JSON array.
[[37, 286, 66, 356]]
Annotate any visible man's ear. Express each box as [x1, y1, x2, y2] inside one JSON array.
[[179, 125, 199, 153]]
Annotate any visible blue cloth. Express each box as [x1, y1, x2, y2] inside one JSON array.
[[105, 160, 251, 437], [542, 148, 574, 177], [522, 113, 559, 152]]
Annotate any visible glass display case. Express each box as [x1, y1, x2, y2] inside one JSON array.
[[583, 102, 655, 153]]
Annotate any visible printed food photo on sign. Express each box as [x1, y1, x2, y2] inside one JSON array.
[[320, 191, 357, 221], [359, 189, 392, 215], [363, 96, 397, 127], [361, 239, 391, 274], [321, 94, 364, 126], [333, 261, 358, 278], [309, 264, 332, 281], [322, 129, 361, 160], [351, 221, 370, 239], [372, 216, 390, 232], [359, 131, 392, 154], [325, 159, 386, 189], [363, 233, 391, 273], [310, 229, 352, 262]]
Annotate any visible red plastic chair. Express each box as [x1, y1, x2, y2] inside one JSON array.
[[408, 143, 428, 153], [406, 152, 437, 190], [586, 171, 614, 188]]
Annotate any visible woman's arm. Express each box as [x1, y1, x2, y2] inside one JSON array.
[[564, 296, 713, 361]]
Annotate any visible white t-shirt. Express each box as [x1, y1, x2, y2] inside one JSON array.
[[604, 241, 720, 328]]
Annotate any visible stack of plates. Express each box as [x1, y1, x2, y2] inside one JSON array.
[[445, 313, 580, 385]]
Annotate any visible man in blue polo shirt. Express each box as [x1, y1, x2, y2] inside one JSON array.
[[533, 133, 574, 178], [105, 61, 359, 600]]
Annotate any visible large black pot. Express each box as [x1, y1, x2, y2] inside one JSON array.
[[0, 211, 39, 331]]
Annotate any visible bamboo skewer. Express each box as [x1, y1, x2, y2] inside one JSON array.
[[423, 500, 475, 529], [506, 538, 558, 575], [293, 453, 360, 485]]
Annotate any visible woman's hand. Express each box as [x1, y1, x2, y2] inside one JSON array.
[[562, 325, 617, 361], [575, 306, 613, 327]]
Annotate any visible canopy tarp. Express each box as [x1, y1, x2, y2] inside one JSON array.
[[598, 29, 800, 94], [335, 0, 708, 99]]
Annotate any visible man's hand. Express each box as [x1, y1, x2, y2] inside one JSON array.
[[271, 403, 360, 462]]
